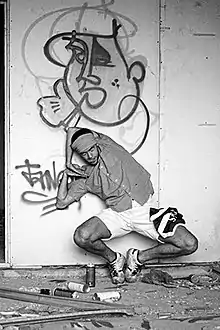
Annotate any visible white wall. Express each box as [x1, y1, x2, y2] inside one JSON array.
[[160, 0, 220, 262], [9, 0, 159, 265], [9, 0, 220, 266]]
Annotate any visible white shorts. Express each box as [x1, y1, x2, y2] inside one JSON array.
[[96, 196, 160, 241]]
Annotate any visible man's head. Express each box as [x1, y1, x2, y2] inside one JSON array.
[[71, 128, 99, 165]]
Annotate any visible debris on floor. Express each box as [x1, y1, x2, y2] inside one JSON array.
[[141, 269, 176, 287], [0, 263, 219, 329]]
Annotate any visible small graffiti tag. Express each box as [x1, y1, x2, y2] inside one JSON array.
[[15, 159, 62, 190], [15, 159, 63, 216]]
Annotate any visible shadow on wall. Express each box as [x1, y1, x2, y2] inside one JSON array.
[[0, 209, 4, 262]]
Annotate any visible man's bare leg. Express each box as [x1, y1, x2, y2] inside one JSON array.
[[73, 216, 115, 262], [73, 216, 126, 284], [138, 226, 198, 263], [125, 226, 198, 282]]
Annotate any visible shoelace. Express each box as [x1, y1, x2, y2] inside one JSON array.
[[111, 268, 124, 277], [109, 259, 124, 276], [127, 263, 141, 275]]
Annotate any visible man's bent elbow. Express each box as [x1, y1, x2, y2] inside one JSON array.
[[56, 199, 69, 210]]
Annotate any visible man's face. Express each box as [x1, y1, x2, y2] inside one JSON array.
[[79, 144, 99, 165]]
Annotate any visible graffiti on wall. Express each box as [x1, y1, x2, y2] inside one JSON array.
[[22, 0, 154, 154], [19, 1, 157, 214], [37, 18, 150, 154], [15, 159, 63, 216]]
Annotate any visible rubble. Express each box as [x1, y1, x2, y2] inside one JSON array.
[[0, 263, 219, 329]]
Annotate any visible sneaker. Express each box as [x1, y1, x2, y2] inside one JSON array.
[[108, 252, 125, 284], [125, 248, 143, 283]]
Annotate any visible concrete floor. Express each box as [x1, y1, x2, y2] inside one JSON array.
[[0, 264, 220, 329]]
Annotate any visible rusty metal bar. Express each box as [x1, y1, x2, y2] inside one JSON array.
[[0, 309, 133, 327], [0, 286, 131, 311]]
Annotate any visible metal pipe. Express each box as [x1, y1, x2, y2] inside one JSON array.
[[0, 286, 131, 311], [0, 309, 133, 327]]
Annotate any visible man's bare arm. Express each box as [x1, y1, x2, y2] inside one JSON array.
[[56, 170, 77, 209], [66, 127, 75, 171], [65, 127, 88, 177]]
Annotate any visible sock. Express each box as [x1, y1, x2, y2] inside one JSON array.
[[136, 249, 143, 265], [110, 252, 119, 264]]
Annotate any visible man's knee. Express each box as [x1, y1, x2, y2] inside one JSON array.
[[180, 235, 198, 255], [73, 226, 91, 248]]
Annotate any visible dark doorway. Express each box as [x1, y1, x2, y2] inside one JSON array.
[[0, 1, 5, 263]]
